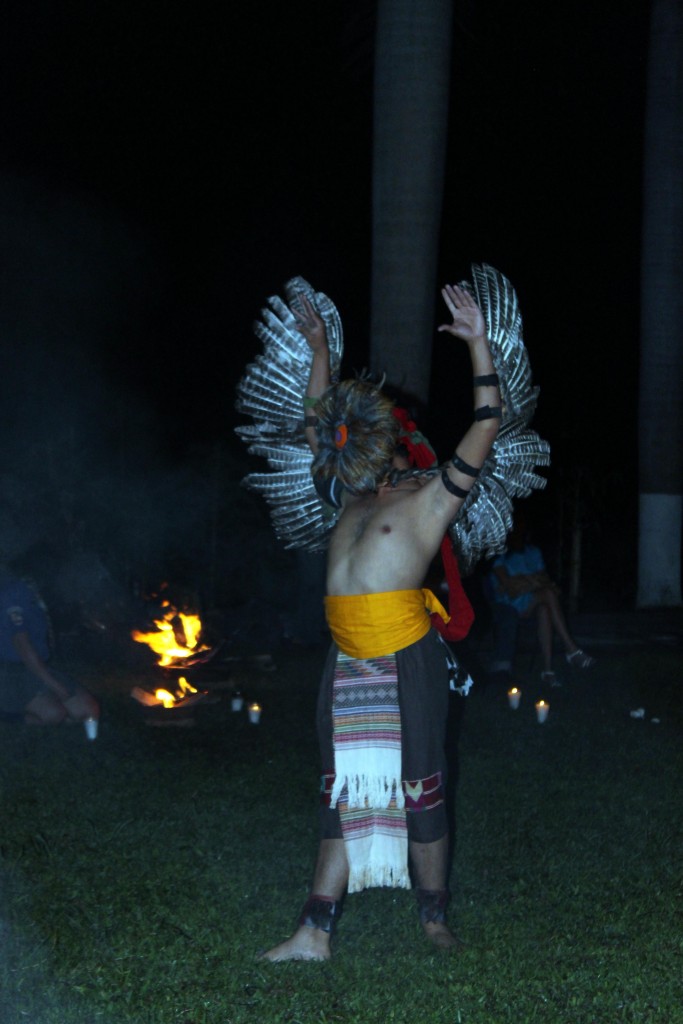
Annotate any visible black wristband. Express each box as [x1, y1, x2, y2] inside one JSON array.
[[451, 453, 480, 478], [441, 470, 470, 500], [474, 405, 502, 421], [303, 415, 318, 427], [473, 374, 499, 387]]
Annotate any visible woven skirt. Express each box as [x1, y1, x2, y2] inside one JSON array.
[[317, 627, 450, 847]]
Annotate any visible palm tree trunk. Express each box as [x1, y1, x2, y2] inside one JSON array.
[[370, 0, 453, 405], [637, 0, 683, 607]]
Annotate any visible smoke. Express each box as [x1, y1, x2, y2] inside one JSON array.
[[0, 173, 297, 642]]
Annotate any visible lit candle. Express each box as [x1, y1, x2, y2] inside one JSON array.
[[535, 700, 549, 724], [83, 716, 99, 740], [507, 687, 521, 710], [248, 702, 262, 724]]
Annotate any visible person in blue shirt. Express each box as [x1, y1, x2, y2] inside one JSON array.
[[0, 565, 99, 725], [489, 518, 595, 686]]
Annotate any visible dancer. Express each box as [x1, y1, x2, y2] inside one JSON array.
[[236, 264, 550, 961], [260, 283, 500, 959]]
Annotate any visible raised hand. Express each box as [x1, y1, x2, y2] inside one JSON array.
[[437, 284, 486, 346], [292, 294, 328, 353]]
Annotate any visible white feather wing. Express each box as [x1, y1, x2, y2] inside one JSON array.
[[235, 277, 343, 551]]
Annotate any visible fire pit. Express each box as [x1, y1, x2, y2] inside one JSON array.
[[128, 589, 272, 726], [130, 676, 214, 727], [129, 594, 221, 725]]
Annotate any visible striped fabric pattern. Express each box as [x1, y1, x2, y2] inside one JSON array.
[[321, 770, 444, 814], [402, 771, 444, 812], [330, 651, 410, 892]]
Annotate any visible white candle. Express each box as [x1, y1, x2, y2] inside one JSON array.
[[507, 687, 521, 710], [83, 717, 99, 740], [231, 693, 244, 712], [535, 700, 549, 724], [248, 702, 262, 724]]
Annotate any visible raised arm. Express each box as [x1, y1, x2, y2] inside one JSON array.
[[439, 283, 500, 475], [415, 284, 501, 541], [292, 294, 330, 454]]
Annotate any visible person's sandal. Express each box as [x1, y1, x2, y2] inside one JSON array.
[[540, 671, 562, 688], [566, 649, 595, 669]]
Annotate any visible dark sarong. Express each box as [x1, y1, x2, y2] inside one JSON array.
[[317, 628, 450, 847]]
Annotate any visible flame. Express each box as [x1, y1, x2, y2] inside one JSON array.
[[153, 676, 199, 708], [177, 676, 197, 697], [155, 688, 177, 708], [132, 612, 209, 667]]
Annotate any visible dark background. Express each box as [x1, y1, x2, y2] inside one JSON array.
[[0, 1, 651, 619]]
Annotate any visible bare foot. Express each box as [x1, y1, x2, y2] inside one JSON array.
[[259, 925, 331, 962], [422, 920, 460, 950]]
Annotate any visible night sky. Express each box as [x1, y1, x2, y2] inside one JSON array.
[[0, 1, 653, 604]]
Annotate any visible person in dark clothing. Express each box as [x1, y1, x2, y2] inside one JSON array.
[[0, 565, 99, 725]]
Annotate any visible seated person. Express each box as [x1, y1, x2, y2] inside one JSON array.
[[488, 518, 595, 686], [0, 563, 99, 725]]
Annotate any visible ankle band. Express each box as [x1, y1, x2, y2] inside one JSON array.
[[415, 888, 449, 925], [298, 895, 341, 934]]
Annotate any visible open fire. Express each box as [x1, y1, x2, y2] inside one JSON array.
[[131, 603, 210, 668], [153, 675, 197, 707], [130, 675, 204, 710], [130, 593, 214, 715]]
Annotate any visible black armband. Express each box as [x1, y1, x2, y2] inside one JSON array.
[[474, 405, 502, 421], [313, 473, 346, 510], [441, 470, 470, 500], [473, 373, 499, 387], [451, 453, 480, 478]]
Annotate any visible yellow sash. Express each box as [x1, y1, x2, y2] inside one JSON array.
[[324, 589, 450, 660]]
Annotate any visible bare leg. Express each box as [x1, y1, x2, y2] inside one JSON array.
[[534, 602, 553, 672], [24, 693, 67, 725], [529, 588, 579, 656], [260, 839, 349, 962], [63, 688, 100, 722], [410, 834, 458, 950]]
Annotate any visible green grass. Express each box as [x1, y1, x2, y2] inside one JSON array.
[[1, 645, 681, 1024]]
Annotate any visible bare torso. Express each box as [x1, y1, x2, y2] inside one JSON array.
[[325, 475, 453, 596]]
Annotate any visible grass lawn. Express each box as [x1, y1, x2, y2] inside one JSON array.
[[1, 643, 681, 1024]]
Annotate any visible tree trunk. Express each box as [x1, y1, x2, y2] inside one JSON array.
[[370, 0, 453, 405], [637, 0, 683, 607]]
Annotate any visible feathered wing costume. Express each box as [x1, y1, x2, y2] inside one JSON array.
[[234, 277, 343, 553], [235, 264, 550, 569], [448, 264, 551, 572]]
